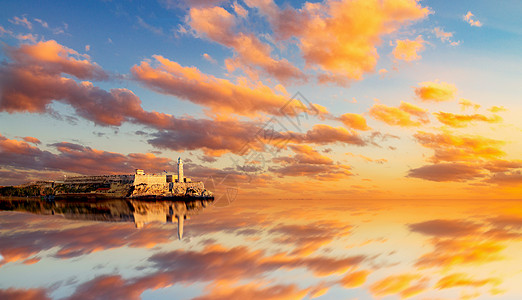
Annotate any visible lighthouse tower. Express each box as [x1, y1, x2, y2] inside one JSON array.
[[177, 157, 184, 183]]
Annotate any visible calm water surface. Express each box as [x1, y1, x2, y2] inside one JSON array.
[[0, 197, 521, 299]]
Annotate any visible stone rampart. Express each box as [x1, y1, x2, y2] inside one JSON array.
[[133, 174, 167, 186], [64, 175, 135, 184]]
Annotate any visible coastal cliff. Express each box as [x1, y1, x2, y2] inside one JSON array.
[[0, 175, 213, 200]]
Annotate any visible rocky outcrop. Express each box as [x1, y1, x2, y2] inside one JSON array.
[[130, 182, 213, 198], [2, 176, 213, 199]]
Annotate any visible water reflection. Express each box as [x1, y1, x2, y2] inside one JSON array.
[[0, 197, 213, 240], [0, 198, 521, 299]]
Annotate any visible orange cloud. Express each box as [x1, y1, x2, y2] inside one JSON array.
[[464, 11, 482, 27], [269, 160, 352, 180], [22, 136, 41, 144], [287, 145, 333, 165], [433, 112, 502, 128], [393, 35, 425, 62], [0, 134, 176, 177], [188, 6, 305, 83], [0, 288, 51, 300], [8, 40, 107, 80], [369, 101, 429, 127], [339, 113, 371, 131], [132, 55, 306, 117], [433, 27, 455, 43], [413, 131, 505, 163], [0, 41, 332, 156], [370, 274, 428, 298], [202, 53, 217, 64], [245, 0, 430, 85], [414, 80, 457, 102], [233, 1, 248, 18], [339, 270, 370, 288], [458, 99, 481, 111], [488, 106, 507, 113], [345, 152, 387, 164], [407, 162, 484, 182], [193, 282, 310, 300], [436, 273, 500, 290], [486, 171, 522, 186], [281, 124, 367, 146], [408, 131, 522, 183]]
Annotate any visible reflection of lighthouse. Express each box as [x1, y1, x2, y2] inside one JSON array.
[[177, 157, 184, 183], [176, 214, 184, 239]]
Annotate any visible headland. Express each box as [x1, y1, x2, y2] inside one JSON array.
[[0, 157, 213, 200]]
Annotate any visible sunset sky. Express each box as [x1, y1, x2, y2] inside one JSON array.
[[1, 0, 521, 199]]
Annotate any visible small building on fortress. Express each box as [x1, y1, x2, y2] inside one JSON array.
[[52, 157, 212, 198]]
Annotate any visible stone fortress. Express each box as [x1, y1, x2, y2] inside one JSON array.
[[49, 157, 213, 199]]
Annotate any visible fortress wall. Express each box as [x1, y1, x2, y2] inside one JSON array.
[[64, 175, 135, 184], [169, 182, 205, 190], [133, 174, 167, 186]]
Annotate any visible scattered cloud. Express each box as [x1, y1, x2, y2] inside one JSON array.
[[202, 53, 217, 64], [15, 33, 38, 43], [458, 99, 480, 111], [345, 152, 387, 164], [233, 1, 248, 18], [413, 131, 504, 163], [137, 16, 163, 35], [33, 18, 49, 28], [370, 274, 428, 299], [486, 171, 522, 186], [270, 144, 352, 180], [464, 11, 482, 27], [392, 35, 425, 62], [433, 112, 502, 128], [488, 106, 507, 113], [339, 113, 371, 131], [193, 282, 310, 300], [339, 270, 370, 288], [0, 288, 51, 300], [291, 124, 367, 146], [9, 16, 33, 30], [410, 131, 522, 184], [0, 134, 175, 176], [408, 162, 484, 182], [369, 101, 429, 127], [414, 80, 457, 102], [436, 273, 500, 290], [22, 137, 41, 144], [433, 27, 459, 45], [0, 26, 13, 36]]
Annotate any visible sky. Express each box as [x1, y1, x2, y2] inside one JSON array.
[[1, 0, 522, 199]]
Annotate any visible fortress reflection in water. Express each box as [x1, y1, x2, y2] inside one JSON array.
[[0, 198, 214, 240]]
